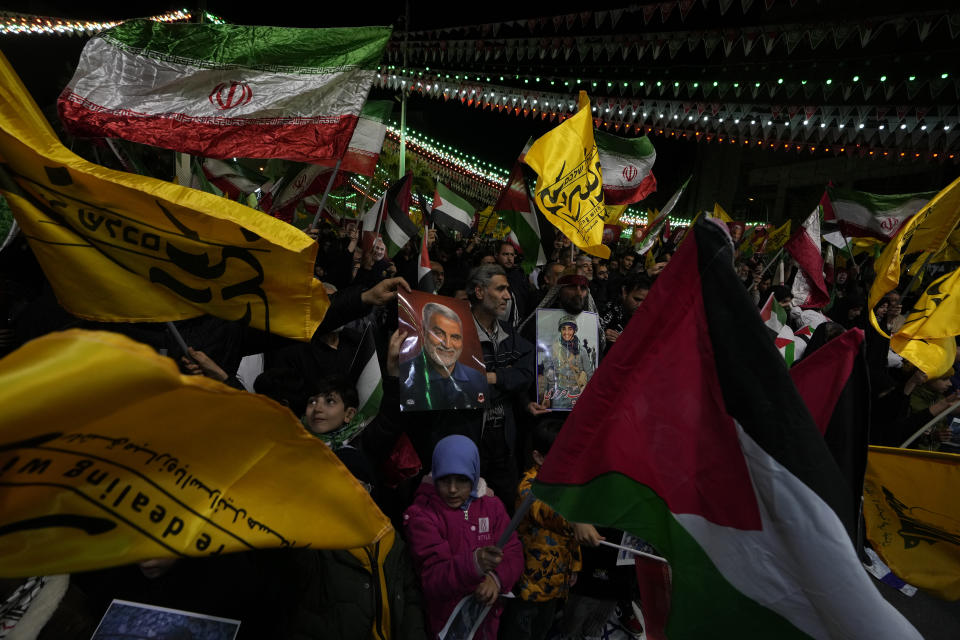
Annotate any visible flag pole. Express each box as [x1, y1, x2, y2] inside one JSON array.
[[598, 539, 668, 564], [398, 0, 410, 179], [309, 158, 343, 229], [760, 247, 785, 276], [899, 399, 960, 448], [497, 492, 535, 549]]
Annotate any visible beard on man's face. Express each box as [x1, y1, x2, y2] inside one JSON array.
[[558, 289, 586, 314]]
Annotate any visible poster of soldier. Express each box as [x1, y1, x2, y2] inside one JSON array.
[[535, 310, 599, 410]]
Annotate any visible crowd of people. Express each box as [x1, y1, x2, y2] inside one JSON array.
[[0, 213, 958, 639]]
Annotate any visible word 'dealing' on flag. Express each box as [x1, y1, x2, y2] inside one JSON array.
[[524, 91, 609, 259], [0, 330, 390, 577], [533, 218, 920, 638], [0, 52, 328, 340], [58, 20, 391, 164]]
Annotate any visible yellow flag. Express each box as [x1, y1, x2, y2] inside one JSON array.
[[765, 219, 793, 252], [602, 203, 628, 227], [870, 177, 960, 313], [0, 330, 390, 577], [863, 446, 960, 600], [0, 52, 327, 340], [888, 267, 960, 376], [525, 91, 610, 259], [712, 203, 734, 223]]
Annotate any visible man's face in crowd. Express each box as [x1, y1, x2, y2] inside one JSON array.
[[480, 255, 496, 266], [424, 312, 463, 372], [477, 274, 511, 317], [558, 283, 588, 314], [837, 271, 848, 285], [545, 264, 565, 288], [622, 286, 649, 317], [373, 238, 386, 261], [621, 254, 635, 270], [596, 265, 609, 280], [576, 257, 593, 280], [496, 245, 516, 269], [560, 325, 576, 342], [430, 261, 445, 290]]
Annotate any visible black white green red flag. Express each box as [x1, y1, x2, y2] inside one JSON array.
[[534, 218, 920, 639], [59, 20, 391, 164], [381, 173, 418, 258], [431, 183, 475, 237]]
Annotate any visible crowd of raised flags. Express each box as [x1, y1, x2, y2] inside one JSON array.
[[0, 16, 959, 640]]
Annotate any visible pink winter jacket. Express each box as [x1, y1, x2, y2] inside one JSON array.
[[403, 477, 524, 640]]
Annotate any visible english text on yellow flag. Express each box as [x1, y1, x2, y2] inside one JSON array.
[[0, 330, 391, 578], [869, 176, 960, 317], [863, 446, 960, 600], [765, 219, 793, 253], [0, 52, 327, 340], [524, 91, 609, 259]]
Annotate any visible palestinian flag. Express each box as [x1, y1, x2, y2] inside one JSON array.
[[786, 204, 830, 308], [340, 100, 392, 176], [775, 324, 806, 366], [345, 324, 383, 437], [826, 186, 935, 241], [759, 292, 787, 332], [58, 20, 391, 163], [634, 178, 688, 254], [432, 183, 475, 237], [534, 219, 920, 639], [381, 173, 418, 257], [595, 129, 657, 205], [417, 232, 436, 293], [497, 161, 554, 274]]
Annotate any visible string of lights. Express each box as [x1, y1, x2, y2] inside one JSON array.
[[0, 9, 225, 36]]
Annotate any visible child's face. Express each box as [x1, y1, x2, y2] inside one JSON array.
[[436, 474, 473, 509], [305, 392, 356, 434]]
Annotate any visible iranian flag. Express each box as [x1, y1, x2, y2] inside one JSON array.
[[201, 158, 264, 200], [825, 186, 935, 241], [58, 20, 391, 164], [341, 100, 392, 176], [432, 183, 475, 237], [381, 173, 418, 257], [595, 129, 657, 205], [534, 219, 920, 639], [786, 203, 830, 308]]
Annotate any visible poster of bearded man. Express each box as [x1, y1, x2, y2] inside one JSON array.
[[397, 290, 489, 411], [536, 310, 599, 410]]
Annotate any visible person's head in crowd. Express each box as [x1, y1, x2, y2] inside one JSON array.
[[453, 288, 469, 300], [620, 274, 653, 318], [430, 260, 446, 292], [531, 417, 564, 467], [736, 260, 752, 281], [254, 367, 309, 417], [542, 262, 564, 290], [477, 252, 497, 266], [373, 237, 386, 262], [556, 266, 589, 314], [880, 291, 902, 319], [467, 264, 510, 319], [837, 291, 866, 327], [575, 254, 593, 280], [421, 302, 464, 378], [432, 435, 480, 509], [771, 285, 793, 309], [619, 252, 635, 272], [925, 369, 955, 395], [495, 242, 517, 270], [303, 375, 359, 436], [595, 262, 609, 281], [558, 247, 573, 267], [835, 268, 850, 287], [758, 274, 773, 299]]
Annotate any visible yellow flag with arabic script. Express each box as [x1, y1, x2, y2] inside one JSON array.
[[765, 219, 793, 253], [525, 91, 610, 259], [863, 446, 960, 600], [0, 330, 390, 577], [0, 52, 327, 340]]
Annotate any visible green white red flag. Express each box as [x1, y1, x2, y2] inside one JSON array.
[[825, 186, 935, 241], [341, 100, 392, 176], [635, 177, 688, 254], [594, 129, 657, 205], [534, 218, 920, 639], [58, 20, 391, 163]]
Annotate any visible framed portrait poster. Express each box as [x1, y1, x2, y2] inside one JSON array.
[[535, 309, 599, 410]]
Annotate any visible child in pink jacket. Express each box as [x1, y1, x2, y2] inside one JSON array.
[[403, 435, 523, 640]]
